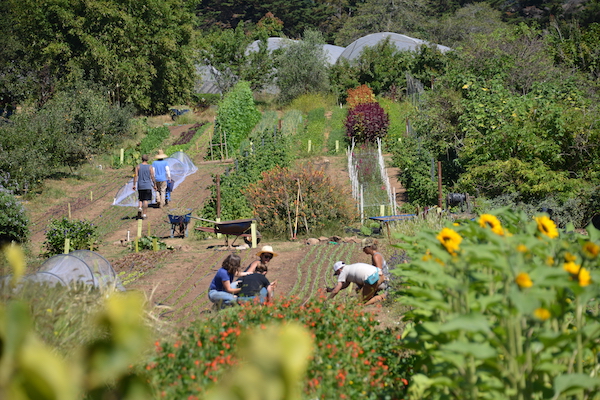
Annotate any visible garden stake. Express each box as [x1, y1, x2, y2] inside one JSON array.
[[137, 219, 142, 238], [285, 189, 293, 240], [68, 203, 71, 219], [293, 179, 300, 240], [64, 238, 70, 254], [147, 221, 151, 236], [90, 191, 93, 201]]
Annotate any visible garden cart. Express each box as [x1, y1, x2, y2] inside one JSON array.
[[168, 211, 192, 238], [194, 217, 261, 247]]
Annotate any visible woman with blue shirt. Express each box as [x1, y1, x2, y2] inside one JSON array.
[[208, 254, 242, 308]]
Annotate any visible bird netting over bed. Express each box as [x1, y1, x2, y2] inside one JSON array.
[[112, 151, 197, 207]]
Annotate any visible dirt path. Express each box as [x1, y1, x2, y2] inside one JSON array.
[[25, 121, 405, 326]]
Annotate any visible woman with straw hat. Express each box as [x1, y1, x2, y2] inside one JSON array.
[[153, 149, 171, 208], [242, 245, 278, 275]]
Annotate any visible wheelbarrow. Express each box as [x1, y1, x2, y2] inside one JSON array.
[[168, 211, 192, 238], [194, 217, 261, 247]]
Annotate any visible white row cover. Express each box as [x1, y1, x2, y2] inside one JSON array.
[[113, 151, 198, 207]]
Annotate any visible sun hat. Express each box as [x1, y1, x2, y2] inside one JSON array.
[[256, 245, 278, 257], [362, 237, 375, 248], [155, 149, 168, 159], [333, 261, 345, 274]]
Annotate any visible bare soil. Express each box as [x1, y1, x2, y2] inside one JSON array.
[[24, 122, 406, 327]]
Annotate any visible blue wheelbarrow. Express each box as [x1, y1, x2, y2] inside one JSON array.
[[168, 211, 192, 238]]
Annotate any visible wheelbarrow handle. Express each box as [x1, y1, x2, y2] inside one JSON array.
[[189, 216, 219, 224]]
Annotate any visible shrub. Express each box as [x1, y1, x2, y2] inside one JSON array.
[[345, 102, 390, 144], [146, 295, 412, 399], [43, 218, 99, 257], [346, 84, 375, 109], [0, 187, 29, 245], [395, 209, 600, 399], [244, 163, 357, 236], [192, 93, 221, 109]]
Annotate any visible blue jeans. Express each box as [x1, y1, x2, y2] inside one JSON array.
[[237, 287, 268, 304], [208, 290, 237, 308]]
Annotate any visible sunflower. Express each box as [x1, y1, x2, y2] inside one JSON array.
[[535, 216, 558, 239], [436, 228, 462, 255], [583, 242, 600, 259], [563, 261, 580, 275], [517, 244, 528, 253], [564, 252, 577, 262], [578, 268, 592, 287], [479, 214, 504, 236], [533, 308, 551, 321], [515, 272, 533, 288]]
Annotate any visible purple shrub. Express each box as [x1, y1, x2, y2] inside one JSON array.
[[345, 102, 389, 143]]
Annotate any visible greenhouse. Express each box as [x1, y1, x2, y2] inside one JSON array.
[[338, 32, 452, 61]]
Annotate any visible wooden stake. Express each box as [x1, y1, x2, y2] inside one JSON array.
[[64, 238, 70, 254], [137, 219, 142, 238], [293, 180, 300, 240], [68, 203, 71, 219], [251, 222, 257, 248]]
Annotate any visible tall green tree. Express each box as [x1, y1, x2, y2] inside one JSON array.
[[2, 0, 197, 114], [275, 29, 330, 104]]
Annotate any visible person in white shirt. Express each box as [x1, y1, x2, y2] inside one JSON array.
[[326, 261, 385, 303]]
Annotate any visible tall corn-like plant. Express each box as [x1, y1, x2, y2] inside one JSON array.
[[211, 80, 261, 159], [395, 209, 600, 400]]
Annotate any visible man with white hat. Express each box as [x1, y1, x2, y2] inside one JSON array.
[[326, 261, 385, 303], [153, 149, 171, 208]]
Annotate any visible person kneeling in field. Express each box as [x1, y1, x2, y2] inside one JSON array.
[[237, 265, 277, 304], [326, 261, 385, 304]]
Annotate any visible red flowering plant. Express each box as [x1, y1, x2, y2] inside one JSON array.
[[345, 102, 390, 144], [145, 292, 413, 399]]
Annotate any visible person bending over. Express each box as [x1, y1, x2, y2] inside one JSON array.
[[208, 254, 242, 309], [326, 261, 385, 304], [237, 265, 276, 304]]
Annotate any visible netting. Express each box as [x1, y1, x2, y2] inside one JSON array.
[[113, 151, 197, 207]]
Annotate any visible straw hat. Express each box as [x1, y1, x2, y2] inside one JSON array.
[[155, 149, 168, 159], [256, 245, 278, 257]]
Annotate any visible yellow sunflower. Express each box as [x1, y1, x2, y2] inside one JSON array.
[[479, 214, 504, 236], [517, 244, 528, 253], [515, 272, 533, 288], [564, 252, 577, 262], [583, 242, 600, 259], [533, 308, 551, 321], [545, 256, 554, 266], [563, 261, 580, 275], [436, 228, 462, 255], [578, 268, 592, 287], [535, 216, 558, 239]]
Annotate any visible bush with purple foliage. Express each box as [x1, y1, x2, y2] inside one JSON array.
[[345, 102, 390, 143]]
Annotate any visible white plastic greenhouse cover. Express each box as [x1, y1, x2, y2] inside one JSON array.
[[113, 151, 197, 207], [246, 37, 345, 65], [338, 32, 452, 62]]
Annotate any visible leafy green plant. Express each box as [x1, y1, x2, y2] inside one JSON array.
[[131, 236, 172, 251], [394, 209, 600, 399], [146, 294, 413, 399], [0, 187, 29, 245], [201, 126, 292, 222], [43, 218, 99, 257], [210, 80, 261, 160]]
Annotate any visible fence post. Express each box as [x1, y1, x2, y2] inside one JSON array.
[[251, 222, 257, 248]]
